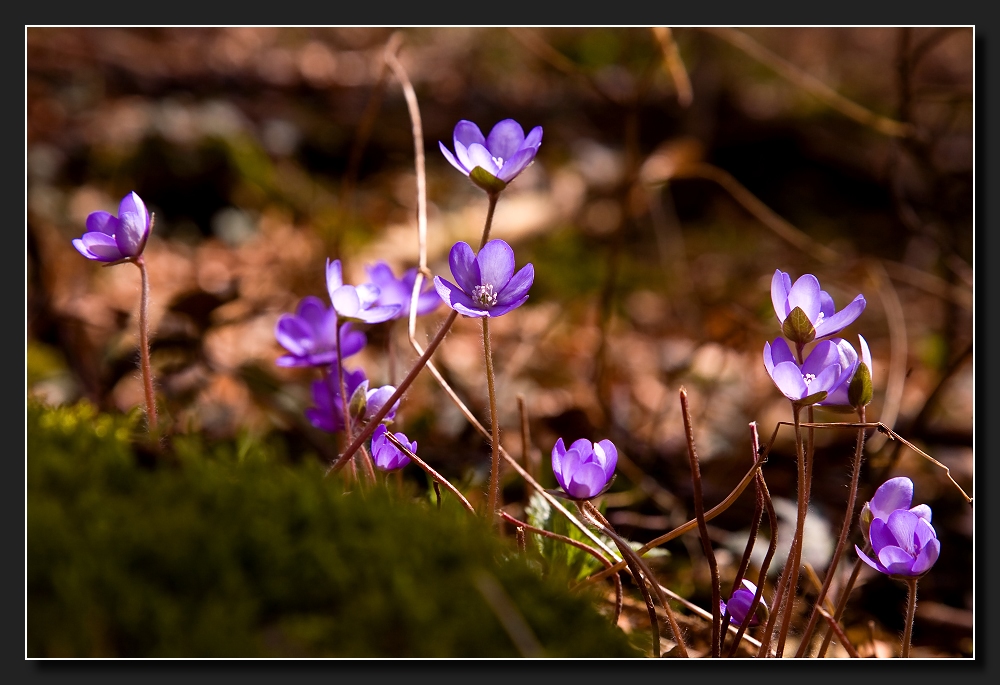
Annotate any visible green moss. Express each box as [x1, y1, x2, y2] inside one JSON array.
[[27, 401, 639, 658]]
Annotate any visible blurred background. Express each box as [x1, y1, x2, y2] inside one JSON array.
[[26, 27, 973, 656]]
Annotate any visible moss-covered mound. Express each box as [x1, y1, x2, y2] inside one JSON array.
[[27, 401, 639, 658]]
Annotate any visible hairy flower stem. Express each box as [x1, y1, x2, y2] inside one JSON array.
[[482, 317, 502, 525], [679, 388, 721, 657], [816, 556, 865, 657], [479, 193, 499, 249], [134, 256, 158, 431], [725, 422, 778, 657], [336, 323, 375, 485], [902, 578, 918, 658], [795, 407, 867, 656], [775, 403, 810, 656], [758, 404, 807, 657]]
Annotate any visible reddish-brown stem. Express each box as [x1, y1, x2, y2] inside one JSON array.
[[134, 257, 157, 431], [336, 322, 375, 485], [817, 555, 866, 657], [679, 388, 721, 657], [382, 431, 475, 514], [796, 407, 868, 655], [326, 310, 459, 477]]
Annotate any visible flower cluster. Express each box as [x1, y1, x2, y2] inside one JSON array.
[[856, 477, 940, 578], [763, 269, 871, 410], [275, 259, 441, 472]]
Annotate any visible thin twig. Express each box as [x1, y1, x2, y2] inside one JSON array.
[[583, 452, 768, 586], [700, 27, 914, 138], [383, 431, 475, 514], [651, 27, 693, 107]]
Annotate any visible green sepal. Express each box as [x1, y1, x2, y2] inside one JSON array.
[[794, 390, 828, 408], [348, 381, 368, 421], [848, 362, 873, 409], [469, 166, 507, 195], [859, 502, 873, 543], [781, 306, 816, 345]]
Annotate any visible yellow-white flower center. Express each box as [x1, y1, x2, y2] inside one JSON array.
[[472, 284, 498, 307], [803, 372, 817, 386], [492, 155, 505, 168]]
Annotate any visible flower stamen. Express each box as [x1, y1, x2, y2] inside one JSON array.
[[472, 284, 498, 307]]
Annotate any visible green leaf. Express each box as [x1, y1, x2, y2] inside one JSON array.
[[469, 166, 507, 195], [781, 306, 816, 345]]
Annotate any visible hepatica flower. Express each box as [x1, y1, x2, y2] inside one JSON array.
[[771, 269, 866, 344], [720, 579, 762, 627], [439, 119, 542, 193], [73, 191, 151, 263], [859, 476, 933, 538], [326, 259, 400, 324], [855, 479, 939, 578], [365, 261, 442, 320], [763, 337, 853, 405], [816, 335, 873, 410], [434, 240, 533, 318], [274, 296, 366, 368], [370, 424, 414, 472], [551, 438, 618, 500]]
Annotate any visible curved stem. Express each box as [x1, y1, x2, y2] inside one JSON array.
[[902, 578, 918, 658], [482, 317, 501, 525], [134, 257, 158, 431], [796, 406, 867, 656], [817, 555, 866, 657]]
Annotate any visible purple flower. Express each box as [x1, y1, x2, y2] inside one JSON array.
[[365, 261, 442, 320], [720, 579, 762, 627], [355, 380, 402, 424], [72, 191, 151, 263], [859, 476, 933, 535], [855, 480, 940, 578], [370, 424, 414, 472], [439, 119, 542, 193], [771, 269, 866, 344], [326, 259, 400, 325], [816, 335, 872, 409], [274, 296, 366, 368], [305, 368, 368, 433], [763, 337, 854, 405], [551, 438, 618, 500], [433, 240, 534, 318]]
